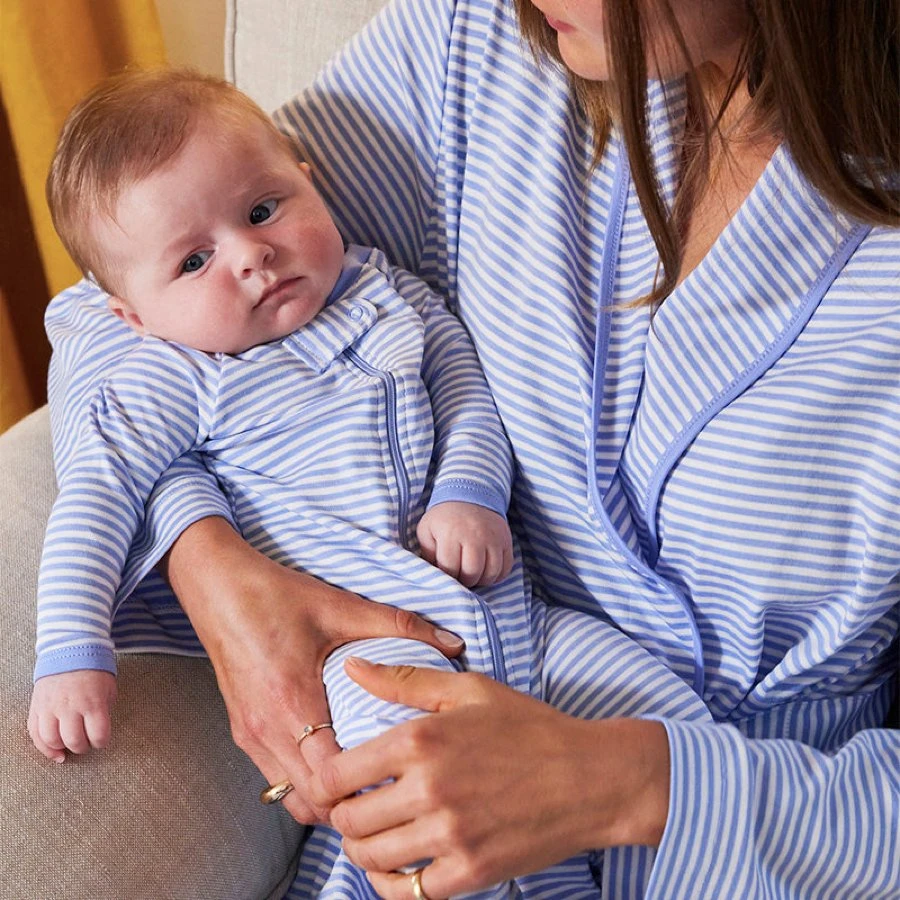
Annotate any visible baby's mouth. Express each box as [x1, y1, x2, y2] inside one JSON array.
[[254, 276, 301, 308]]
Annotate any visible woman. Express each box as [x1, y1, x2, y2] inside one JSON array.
[[47, 0, 898, 897]]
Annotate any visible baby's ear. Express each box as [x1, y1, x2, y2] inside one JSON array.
[[107, 296, 146, 334]]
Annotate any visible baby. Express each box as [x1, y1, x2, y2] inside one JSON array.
[[31, 69, 705, 899], [30, 69, 519, 764]]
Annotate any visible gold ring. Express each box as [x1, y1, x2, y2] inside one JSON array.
[[297, 722, 334, 745], [410, 867, 432, 900], [259, 779, 294, 805]]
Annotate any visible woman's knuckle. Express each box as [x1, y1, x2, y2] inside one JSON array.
[[328, 801, 356, 836], [392, 607, 420, 638], [229, 714, 260, 748], [404, 718, 438, 755], [316, 760, 343, 800], [286, 799, 316, 826], [433, 809, 463, 847], [457, 671, 488, 697], [458, 852, 491, 889], [342, 838, 375, 870]]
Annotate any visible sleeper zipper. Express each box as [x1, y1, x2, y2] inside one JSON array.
[[344, 347, 506, 685], [345, 347, 410, 546]]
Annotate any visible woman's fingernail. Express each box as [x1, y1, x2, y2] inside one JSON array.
[[346, 656, 375, 669], [434, 628, 465, 649]]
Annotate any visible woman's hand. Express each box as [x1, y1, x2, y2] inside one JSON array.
[[160, 516, 466, 825], [313, 658, 671, 899]]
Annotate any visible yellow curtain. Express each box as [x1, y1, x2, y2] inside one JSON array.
[[0, 0, 166, 432]]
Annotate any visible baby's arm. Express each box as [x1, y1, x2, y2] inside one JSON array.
[[386, 259, 516, 556], [32, 341, 214, 758], [28, 671, 117, 762], [417, 500, 513, 587]]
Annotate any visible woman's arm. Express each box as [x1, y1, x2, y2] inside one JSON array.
[[648, 714, 900, 899], [160, 517, 466, 824]]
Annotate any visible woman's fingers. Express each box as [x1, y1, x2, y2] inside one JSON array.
[[313, 664, 491, 808], [343, 657, 480, 711], [225, 668, 340, 823], [331, 592, 466, 659], [328, 777, 415, 840], [316, 673, 651, 896], [342, 816, 434, 874], [367, 859, 466, 900]]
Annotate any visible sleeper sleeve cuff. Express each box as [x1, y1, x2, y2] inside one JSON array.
[[34, 645, 117, 681], [427, 478, 508, 519]]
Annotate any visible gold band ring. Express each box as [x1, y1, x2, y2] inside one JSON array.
[[410, 867, 432, 900], [259, 779, 294, 805], [296, 722, 334, 745]]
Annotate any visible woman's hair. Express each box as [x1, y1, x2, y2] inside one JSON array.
[[47, 68, 296, 294], [514, 0, 900, 307]]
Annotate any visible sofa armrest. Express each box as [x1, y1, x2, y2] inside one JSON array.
[[0, 407, 304, 899]]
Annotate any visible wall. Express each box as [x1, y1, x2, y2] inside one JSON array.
[[155, 0, 226, 76]]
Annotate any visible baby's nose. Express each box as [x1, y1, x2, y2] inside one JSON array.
[[235, 236, 275, 276]]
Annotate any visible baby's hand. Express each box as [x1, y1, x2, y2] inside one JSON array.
[[28, 670, 117, 763], [417, 501, 514, 588]]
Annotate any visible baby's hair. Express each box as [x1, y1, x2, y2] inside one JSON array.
[[46, 67, 298, 295]]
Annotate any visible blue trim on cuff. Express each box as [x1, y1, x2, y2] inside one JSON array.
[[427, 479, 508, 518], [34, 646, 117, 682]]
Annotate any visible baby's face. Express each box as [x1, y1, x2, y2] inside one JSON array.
[[97, 117, 345, 354]]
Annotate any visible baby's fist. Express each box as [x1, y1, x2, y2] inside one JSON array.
[[417, 501, 514, 587], [28, 670, 117, 763]]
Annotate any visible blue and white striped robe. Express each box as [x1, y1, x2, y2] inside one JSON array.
[[45, 0, 898, 896]]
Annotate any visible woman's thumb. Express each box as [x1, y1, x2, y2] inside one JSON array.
[[343, 657, 463, 712]]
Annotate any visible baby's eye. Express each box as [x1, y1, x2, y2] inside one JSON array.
[[181, 251, 212, 274], [249, 199, 277, 225]]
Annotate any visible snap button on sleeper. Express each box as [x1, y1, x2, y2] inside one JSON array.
[[348, 306, 364, 320]]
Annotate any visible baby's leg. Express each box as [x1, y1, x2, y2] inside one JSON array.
[[296, 638, 518, 899], [538, 606, 711, 723], [323, 637, 459, 750]]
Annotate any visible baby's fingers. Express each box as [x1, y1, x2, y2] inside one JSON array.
[[476, 550, 503, 586], [58, 712, 92, 755], [458, 543, 488, 587], [29, 714, 66, 763], [84, 708, 113, 750]]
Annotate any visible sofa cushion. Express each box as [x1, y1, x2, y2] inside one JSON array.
[[226, 0, 388, 112], [0, 414, 304, 897]]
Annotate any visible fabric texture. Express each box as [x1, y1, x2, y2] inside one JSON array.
[[39, 241, 713, 895], [274, 1, 898, 895], [37, 246, 514, 681], [297, 604, 715, 898]]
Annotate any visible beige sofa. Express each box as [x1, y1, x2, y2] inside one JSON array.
[[0, 2, 387, 897]]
